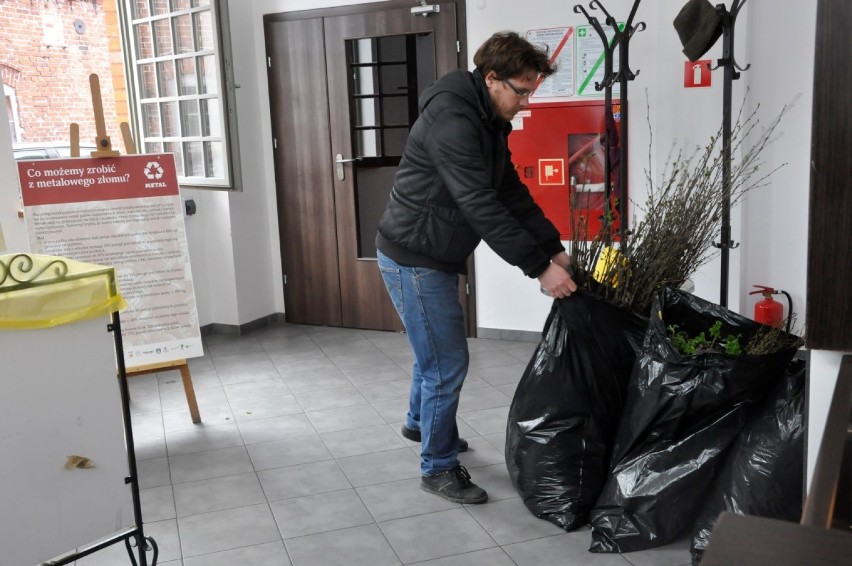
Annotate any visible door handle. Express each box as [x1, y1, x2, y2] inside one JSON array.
[[335, 153, 361, 180]]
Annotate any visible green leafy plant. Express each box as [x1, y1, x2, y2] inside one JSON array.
[[667, 321, 742, 355]]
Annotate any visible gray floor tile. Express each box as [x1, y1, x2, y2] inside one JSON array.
[[458, 386, 511, 413], [620, 536, 693, 566], [169, 444, 254, 484], [458, 406, 511, 436], [140, 484, 176, 522], [474, 362, 529, 387], [246, 434, 333, 471], [160, 382, 226, 413], [320, 424, 408, 458], [380, 508, 497, 563], [337, 447, 421, 487], [223, 378, 292, 403], [212, 351, 283, 385], [237, 414, 317, 445], [307, 403, 386, 433], [183, 541, 291, 566], [165, 422, 244, 456], [408, 547, 517, 565], [503, 532, 633, 566], [137, 456, 171, 489], [357, 477, 460, 522], [270, 488, 374, 538], [284, 524, 400, 566], [466, 496, 565, 545], [258, 460, 351, 502], [178, 503, 280, 558], [463, 462, 518, 502], [294, 386, 368, 412], [229, 393, 303, 422], [163, 401, 235, 432], [173, 472, 266, 517], [458, 436, 507, 469]]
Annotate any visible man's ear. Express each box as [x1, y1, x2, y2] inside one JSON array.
[[484, 70, 498, 87]]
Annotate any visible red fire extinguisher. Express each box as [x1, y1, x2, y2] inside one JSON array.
[[749, 285, 792, 331]]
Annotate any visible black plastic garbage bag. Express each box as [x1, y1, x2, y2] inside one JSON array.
[[589, 287, 798, 553], [689, 358, 806, 565], [505, 291, 646, 531]]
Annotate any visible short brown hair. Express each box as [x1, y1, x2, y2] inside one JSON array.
[[473, 31, 556, 79]]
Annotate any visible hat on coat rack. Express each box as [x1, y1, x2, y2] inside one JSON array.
[[673, 0, 724, 61]]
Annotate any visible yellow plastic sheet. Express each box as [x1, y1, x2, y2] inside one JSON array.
[[0, 254, 126, 329]]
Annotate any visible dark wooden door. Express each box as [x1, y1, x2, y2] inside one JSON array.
[[265, 2, 473, 332]]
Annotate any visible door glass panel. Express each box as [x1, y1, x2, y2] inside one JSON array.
[[346, 32, 435, 258]]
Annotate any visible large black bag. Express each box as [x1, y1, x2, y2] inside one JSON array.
[[505, 291, 646, 531], [589, 287, 798, 553], [689, 358, 806, 565]]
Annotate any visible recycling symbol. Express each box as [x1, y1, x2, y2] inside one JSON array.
[[144, 161, 165, 180]]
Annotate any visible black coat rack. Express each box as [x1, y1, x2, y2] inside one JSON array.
[[712, 0, 750, 308], [573, 0, 645, 241]]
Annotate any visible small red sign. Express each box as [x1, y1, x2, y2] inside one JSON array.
[[538, 158, 565, 186], [684, 60, 712, 88]]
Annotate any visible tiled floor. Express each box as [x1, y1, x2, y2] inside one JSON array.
[[73, 322, 693, 565]]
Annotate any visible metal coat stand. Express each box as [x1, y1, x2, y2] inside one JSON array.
[[573, 0, 645, 240], [711, 0, 750, 307]]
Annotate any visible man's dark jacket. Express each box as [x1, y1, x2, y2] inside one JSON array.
[[375, 69, 564, 277]]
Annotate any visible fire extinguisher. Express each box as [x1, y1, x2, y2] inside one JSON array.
[[748, 285, 793, 332]]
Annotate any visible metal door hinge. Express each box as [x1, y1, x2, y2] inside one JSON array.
[[411, 2, 440, 16]]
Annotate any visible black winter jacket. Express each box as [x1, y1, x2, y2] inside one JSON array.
[[375, 69, 564, 277]]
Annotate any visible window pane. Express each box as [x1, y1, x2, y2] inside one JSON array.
[[382, 97, 408, 126], [151, 0, 170, 16], [194, 11, 213, 51], [145, 141, 164, 154], [135, 22, 154, 59], [200, 98, 220, 136], [197, 55, 218, 94], [204, 141, 223, 177], [132, 0, 150, 19], [180, 100, 200, 136], [164, 141, 183, 175], [157, 60, 176, 96], [191, 0, 210, 7], [161, 101, 179, 136], [173, 0, 191, 10], [138, 63, 157, 99], [177, 57, 197, 95], [142, 102, 161, 136], [184, 141, 203, 176], [174, 14, 194, 54], [153, 18, 173, 57]]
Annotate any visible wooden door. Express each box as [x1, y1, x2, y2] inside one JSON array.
[[265, 2, 474, 332]]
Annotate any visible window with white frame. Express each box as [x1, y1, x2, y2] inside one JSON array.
[[4, 84, 21, 144], [121, 0, 241, 190]]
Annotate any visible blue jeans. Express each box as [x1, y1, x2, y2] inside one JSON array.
[[377, 250, 469, 476]]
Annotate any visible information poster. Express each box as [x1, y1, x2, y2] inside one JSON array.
[[575, 23, 622, 97], [527, 27, 575, 98], [18, 153, 203, 366]]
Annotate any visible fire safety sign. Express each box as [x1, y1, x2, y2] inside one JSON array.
[[684, 60, 712, 88], [538, 158, 565, 185]]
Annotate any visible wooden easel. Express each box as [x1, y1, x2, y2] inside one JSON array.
[[82, 73, 201, 424]]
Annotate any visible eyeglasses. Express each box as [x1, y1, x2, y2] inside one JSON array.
[[501, 78, 535, 99]]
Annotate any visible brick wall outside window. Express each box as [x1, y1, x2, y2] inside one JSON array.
[[0, 0, 126, 147]]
